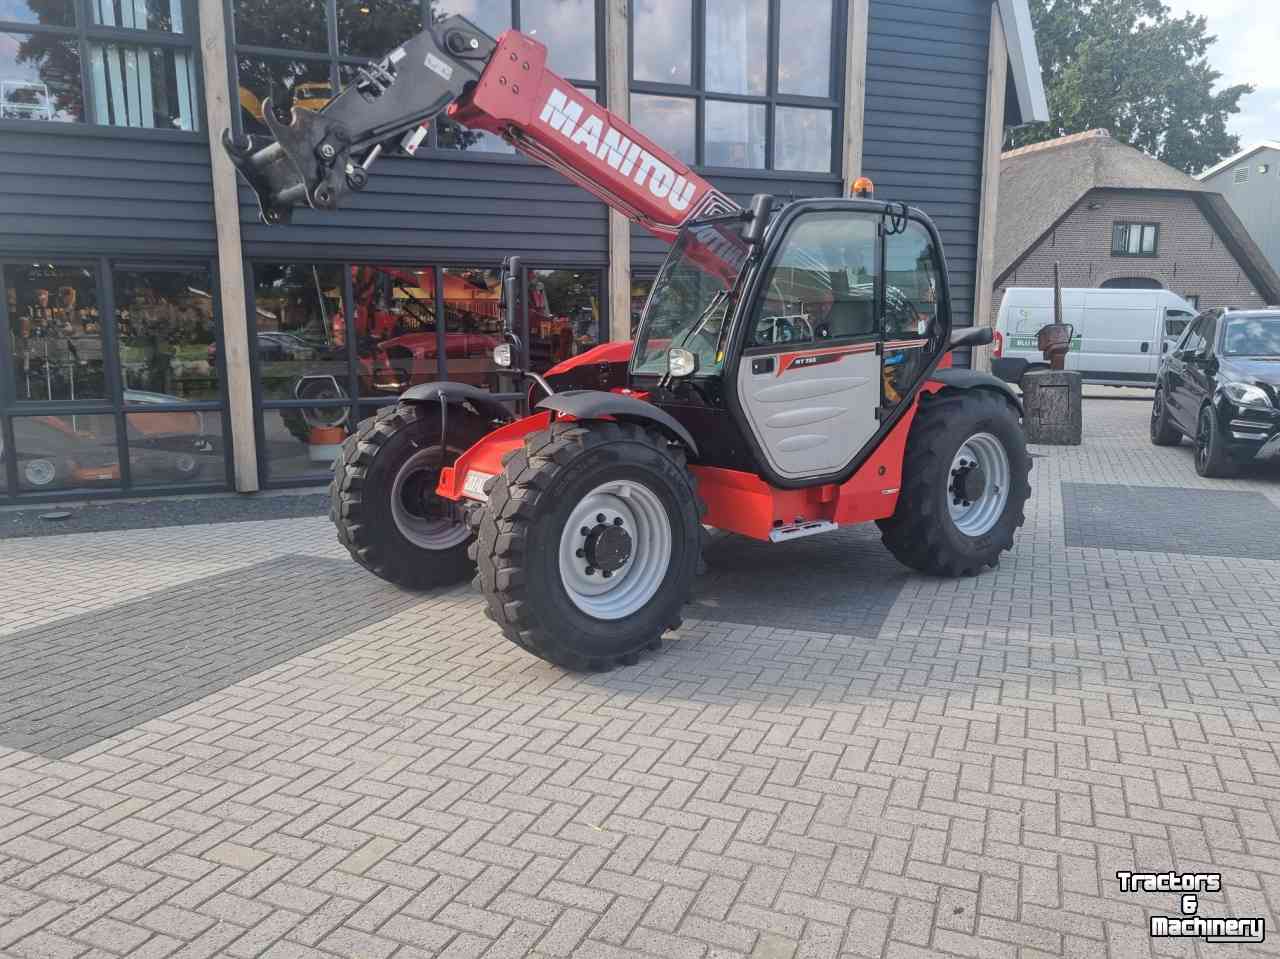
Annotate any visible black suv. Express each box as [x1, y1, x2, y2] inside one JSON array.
[[1151, 308, 1280, 476]]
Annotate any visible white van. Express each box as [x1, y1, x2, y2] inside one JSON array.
[[991, 288, 1197, 387]]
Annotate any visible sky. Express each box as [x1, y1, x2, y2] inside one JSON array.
[[1168, 1, 1280, 148]]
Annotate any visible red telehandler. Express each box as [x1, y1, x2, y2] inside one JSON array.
[[225, 15, 1031, 670]]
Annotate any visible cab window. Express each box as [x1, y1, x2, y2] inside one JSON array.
[[1180, 316, 1208, 355], [1164, 309, 1194, 338], [747, 212, 878, 348], [884, 221, 942, 341]]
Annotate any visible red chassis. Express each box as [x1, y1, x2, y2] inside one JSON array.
[[439, 348, 956, 542]]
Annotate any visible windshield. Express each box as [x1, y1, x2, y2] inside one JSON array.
[[632, 223, 749, 376], [1223, 316, 1280, 356]]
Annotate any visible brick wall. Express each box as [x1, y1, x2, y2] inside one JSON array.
[[992, 189, 1267, 322]]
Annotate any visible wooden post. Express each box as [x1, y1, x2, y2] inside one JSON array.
[[605, 0, 631, 343], [1053, 261, 1063, 326], [198, 0, 259, 491], [971, 4, 1009, 372], [841, 0, 870, 193]]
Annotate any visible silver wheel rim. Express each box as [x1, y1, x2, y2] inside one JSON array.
[[174, 453, 198, 475], [390, 448, 469, 550], [558, 479, 672, 621], [24, 459, 57, 487], [948, 432, 1011, 537]]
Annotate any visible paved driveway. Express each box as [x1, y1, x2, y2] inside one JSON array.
[[3, 398, 1280, 958]]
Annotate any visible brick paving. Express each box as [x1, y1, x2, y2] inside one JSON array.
[[1, 398, 1279, 958]]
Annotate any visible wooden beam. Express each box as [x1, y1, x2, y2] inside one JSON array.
[[198, 0, 259, 491], [971, 2, 1009, 372], [605, 0, 632, 343], [841, 0, 870, 193]]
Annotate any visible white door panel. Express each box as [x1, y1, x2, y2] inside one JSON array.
[[737, 346, 880, 479]]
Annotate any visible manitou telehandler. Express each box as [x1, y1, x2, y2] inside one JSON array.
[[225, 15, 1032, 670]]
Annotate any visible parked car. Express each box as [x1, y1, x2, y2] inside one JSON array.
[[1151, 308, 1280, 476], [993, 287, 1197, 387], [207, 330, 319, 365]]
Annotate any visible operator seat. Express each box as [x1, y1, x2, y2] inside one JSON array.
[[820, 271, 876, 339]]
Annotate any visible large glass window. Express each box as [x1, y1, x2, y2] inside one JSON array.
[[233, 0, 600, 155], [247, 260, 604, 485], [630, 93, 695, 165], [252, 264, 347, 402], [350, 265, 439, 398], [1, 32, 83, 121], [5, 263, 105, 402], [115, 267, 219, 402], [630, 0, 839, 173], [528, 269, 601, 371], [1, 258, 229, 500], [441, 266, 501, 389], [10, 412, 119, 492], [2, 0, 198, 128]]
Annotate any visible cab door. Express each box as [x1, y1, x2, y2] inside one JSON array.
[[735, 210, 883, 481]]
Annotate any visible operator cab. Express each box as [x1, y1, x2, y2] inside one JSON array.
[[630, 191, 953, 487]]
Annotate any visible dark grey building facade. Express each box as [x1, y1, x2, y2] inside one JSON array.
[[0, 0, 1045, 501]]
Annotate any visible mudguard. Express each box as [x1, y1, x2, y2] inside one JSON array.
[[536, 390, 700, 457], [927, 369, 1024, 416], [401, 381, 516, 423]]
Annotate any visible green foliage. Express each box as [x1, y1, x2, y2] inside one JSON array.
[[1010, 0, 1252, 174]]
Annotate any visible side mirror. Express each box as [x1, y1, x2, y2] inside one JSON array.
[[667, 348, 699, 378], [501, 274, 518, 335], [948, 326, 993, 350], [742, 193, 773, 245]]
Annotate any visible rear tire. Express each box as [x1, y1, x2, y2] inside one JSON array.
[[1150, 387, 1181, 446], [473, 420, 704, 670], [877, 390, 1031, 576], [1194, 404, 1237, 478], [331, 403, 485, 589]]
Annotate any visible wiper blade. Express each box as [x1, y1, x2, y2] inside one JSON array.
[[686, 211, 751, 228]]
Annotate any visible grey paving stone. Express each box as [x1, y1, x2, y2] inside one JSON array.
[[0, 493, 328, 540], [0, 556, 423, 758], [1061, 481, 1280, 557], [0, 398, 1279, 959]]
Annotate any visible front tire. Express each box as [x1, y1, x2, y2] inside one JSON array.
[[1150, 387, 1181, 446], [877, 390, 1031, 576], [1194, 405, 1237, 478], [473, 421, 704, 670], [331, 403, 486, 589]]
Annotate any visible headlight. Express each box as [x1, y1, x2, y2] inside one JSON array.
[[667, 348, 699, 378], [493, 343, 513, 368], [1223, 382, 1272, 410]]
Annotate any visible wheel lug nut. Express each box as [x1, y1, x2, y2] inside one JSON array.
[[596, 514, 606, 524], [602, 570, 612, 578], [580, 526, 590, 536], [576, 548, 585, 558], [585, 566, 595, 575], [613, 517, 623, 526]]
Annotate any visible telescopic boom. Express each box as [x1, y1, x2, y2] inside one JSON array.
[[223, 15, 740, 245]]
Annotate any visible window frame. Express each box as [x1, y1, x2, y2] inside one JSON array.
[[228, 0, 606, 156], [0, 0, 205, 135], [627, 0, 845, 176], [0, 254, 233, 501], [1111, 221, 1160, 258]]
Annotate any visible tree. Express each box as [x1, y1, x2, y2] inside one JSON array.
[[1009, 0, 1253, 174]]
